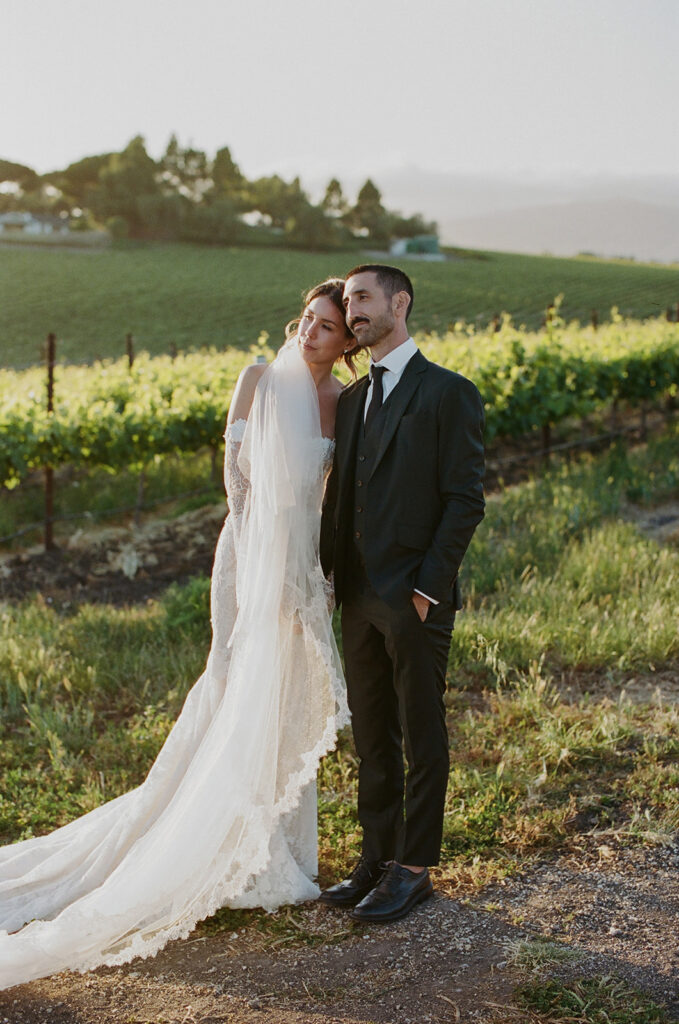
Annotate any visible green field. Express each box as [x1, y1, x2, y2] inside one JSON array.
[[1, 241, 678, 368]]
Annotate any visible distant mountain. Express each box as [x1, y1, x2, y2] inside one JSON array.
[[446, 199, 679, 263], [365, 169, 679, 263]]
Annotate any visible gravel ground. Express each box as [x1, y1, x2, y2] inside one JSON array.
[[1, 843, 677, 1023]]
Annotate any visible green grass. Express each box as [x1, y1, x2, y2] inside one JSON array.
[[0, 448, 223, 546], [460, 521, 679, 672], [503, 937, 584, 971], [515, 976, 669, 1023], [2, 242, 679, 367], [2, 436, 677, 1010], [1, 430, 678, 875]]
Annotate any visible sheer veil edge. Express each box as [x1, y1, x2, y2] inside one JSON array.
[[0, 339, 348, 988]]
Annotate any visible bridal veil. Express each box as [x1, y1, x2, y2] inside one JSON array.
[[0, 339, 348, 988]]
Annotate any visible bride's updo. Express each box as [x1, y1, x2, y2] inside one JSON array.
[[287, 277, 360, 379]]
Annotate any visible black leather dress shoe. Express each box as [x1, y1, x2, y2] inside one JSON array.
[[350, 863, 433, 922], [319, 857, 386, 907]]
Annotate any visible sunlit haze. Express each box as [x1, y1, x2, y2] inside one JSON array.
[[4, 0, 678, 180], [4, 0, 679, 258]]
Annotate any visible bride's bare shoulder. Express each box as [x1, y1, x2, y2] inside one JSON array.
[[228, 363, 268, 425]]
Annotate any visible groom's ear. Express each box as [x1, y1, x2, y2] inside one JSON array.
[[392, 290, 410, 319]]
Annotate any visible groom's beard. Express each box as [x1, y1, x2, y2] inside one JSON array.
[[352, 309, 395, 349]]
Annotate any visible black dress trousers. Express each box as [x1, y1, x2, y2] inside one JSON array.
[[341, 551, 454, 866]]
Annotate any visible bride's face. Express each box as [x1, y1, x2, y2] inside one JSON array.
[[298, 296, 351, 370]]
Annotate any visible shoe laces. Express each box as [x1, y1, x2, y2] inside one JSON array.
[[374, 861, 405, 897], [352, 857, 385, 886]]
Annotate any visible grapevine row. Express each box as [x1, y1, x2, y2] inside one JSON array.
[[1, 317, 678, 490]]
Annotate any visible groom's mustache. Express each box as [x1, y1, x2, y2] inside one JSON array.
[[350, 316, 370, 330]]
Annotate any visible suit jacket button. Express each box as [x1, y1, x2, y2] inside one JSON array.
[[356, 506, 363, 514], [355, 530, 361, 539], [356, 480, 363, 487], [358, 455, 366, 462]]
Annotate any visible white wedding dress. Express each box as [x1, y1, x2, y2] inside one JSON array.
[[0, 340, 348, 990]]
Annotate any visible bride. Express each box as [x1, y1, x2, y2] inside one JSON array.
[[0, 278, 357, 990]]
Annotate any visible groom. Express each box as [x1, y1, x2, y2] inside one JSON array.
[[319, 264, 485, 922]]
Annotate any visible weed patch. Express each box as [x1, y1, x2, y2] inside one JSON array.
[[515, 975, 669, 1023], [503, 937, 584, 971]]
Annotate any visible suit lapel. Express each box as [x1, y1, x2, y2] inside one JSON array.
[[369, 351, 427, 479], [336, 376, 369, 504]]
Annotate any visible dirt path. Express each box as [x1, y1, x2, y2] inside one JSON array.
[[2, 497, 679, 610], [0, 504, 226, 607], [1, 844, 677, 1023]]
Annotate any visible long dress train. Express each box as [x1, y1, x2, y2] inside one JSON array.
[[0, 340, 348, 989]]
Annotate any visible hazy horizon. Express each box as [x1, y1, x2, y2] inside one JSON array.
[[4, 0, 678, 180], [5, 0, 678, 261]]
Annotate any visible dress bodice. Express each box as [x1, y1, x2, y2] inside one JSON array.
[[225, 418, 335, 520]]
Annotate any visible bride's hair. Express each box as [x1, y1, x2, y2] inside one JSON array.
[[286, 277, 361, 379]]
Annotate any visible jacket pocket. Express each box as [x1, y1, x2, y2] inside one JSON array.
[[396, 522, 431, 550]]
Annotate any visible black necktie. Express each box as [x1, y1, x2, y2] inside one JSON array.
[[364, 365, 386, 434]]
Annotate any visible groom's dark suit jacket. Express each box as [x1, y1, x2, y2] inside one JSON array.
[[321, 349, 485, 610]]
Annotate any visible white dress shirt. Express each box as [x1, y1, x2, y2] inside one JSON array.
[[364, 337, 438, 606], [364, 336, 418, 419]]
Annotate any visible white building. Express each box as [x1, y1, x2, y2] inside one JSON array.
[[0, 212, 70, 235], [389, 234, 445, 261]]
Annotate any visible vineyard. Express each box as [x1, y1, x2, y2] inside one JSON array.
[[1, 314, 678, 491], [2, 242, 679, 367], [2, 248, 679, 1021]]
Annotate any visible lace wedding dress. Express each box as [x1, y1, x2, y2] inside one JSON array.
[[0, 340, 348, 990]]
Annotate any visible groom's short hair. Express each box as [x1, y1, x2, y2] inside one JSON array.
[[345, 264, 414, 321]]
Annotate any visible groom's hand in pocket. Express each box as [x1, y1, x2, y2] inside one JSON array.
[[411, 592, 431, 622]]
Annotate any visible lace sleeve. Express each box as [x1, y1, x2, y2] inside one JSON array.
[[224, 419, 249, 519]]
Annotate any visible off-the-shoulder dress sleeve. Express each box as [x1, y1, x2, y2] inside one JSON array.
[[224, 418, 249, 520]]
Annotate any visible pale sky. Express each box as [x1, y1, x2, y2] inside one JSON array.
[[3, 0, 678, 186]]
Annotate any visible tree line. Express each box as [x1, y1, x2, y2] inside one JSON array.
[[0, 137, 435, 250]]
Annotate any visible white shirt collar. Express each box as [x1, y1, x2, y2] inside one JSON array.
[[371, 337, 417, 375]]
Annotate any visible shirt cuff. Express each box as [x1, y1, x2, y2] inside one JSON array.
[[414, 588, 439, 605]]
